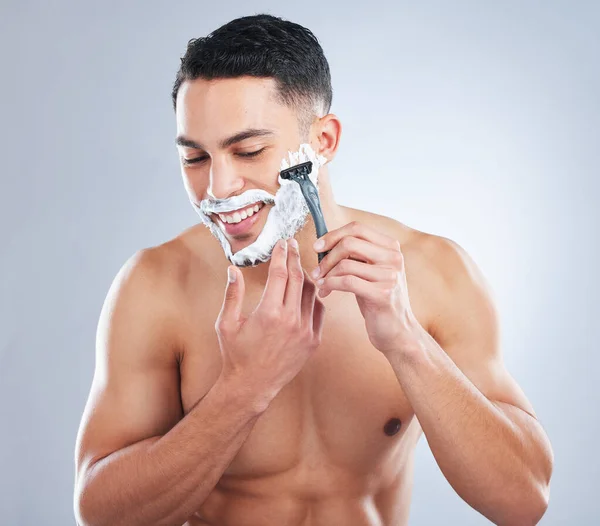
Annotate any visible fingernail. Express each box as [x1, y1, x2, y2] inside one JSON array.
[[314, 238, 325, 251], [311, 266, 320, 279], [290, 238, 299, 249], [227, 267, 236, 283], [316, 278, 324, 287], [279, 239, 286, 249]]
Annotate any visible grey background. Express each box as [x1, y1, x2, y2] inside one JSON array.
[[0, 1, 597, 524]]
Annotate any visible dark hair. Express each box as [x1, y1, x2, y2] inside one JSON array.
[[171, 14, 332, 136]]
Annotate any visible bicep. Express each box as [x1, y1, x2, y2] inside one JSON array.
[[75, 250, 183, 476], [427, 236, 537, 419]]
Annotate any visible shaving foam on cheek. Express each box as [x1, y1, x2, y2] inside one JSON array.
[[279, 143, 328, 189], [192, 143, 327, 267]]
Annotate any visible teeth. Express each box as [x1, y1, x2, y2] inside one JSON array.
[[218, 202, 263, 224]]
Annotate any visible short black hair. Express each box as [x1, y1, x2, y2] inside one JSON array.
[[171, 14, 333, 137]]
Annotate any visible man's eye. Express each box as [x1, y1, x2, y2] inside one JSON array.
[[183, 148, 265, 165], [182, 156, 208, 165], [236, 148, 266, 158]]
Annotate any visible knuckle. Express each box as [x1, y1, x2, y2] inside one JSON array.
[[214, 318, 230, 335], [379, 287, 393, 301], [261, 308, 280, 324], [340, 237, 352, 250], [342, 274, 355, 288], [386, 269, 398, 282], [301, 324, 312, 339], [225, 289, 237, 301], [391, 249, 403, 266], [282, 312, 298, 330], [271, 266, 288, 280], [312, 332, 323, 348], [289, 267, 304, 282], [338, 259, 352, 273]]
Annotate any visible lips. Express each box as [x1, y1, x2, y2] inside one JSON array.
[[213, 201, 268, 236]]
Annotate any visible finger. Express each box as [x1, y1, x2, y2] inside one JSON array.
[[313, 221, 400, 255], [217, 266, 245, 329], [317, 236, 395, 279], [318, 274, 389, 303], [312, 297, 326, 342], [258, 239, 288, 310], [283, 238, 304, 315], [323, 259, 398, 284], [300, 268, 317, 330]]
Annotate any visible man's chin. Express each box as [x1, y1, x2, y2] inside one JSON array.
[[226, 233, 258, 252]]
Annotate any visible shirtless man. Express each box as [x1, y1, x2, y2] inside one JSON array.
[[74, 13, 553, 526]]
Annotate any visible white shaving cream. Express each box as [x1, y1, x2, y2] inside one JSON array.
[[192, 143, 328, 267]]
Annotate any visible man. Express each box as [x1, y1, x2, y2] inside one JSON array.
[[74, 14, 553, 526]]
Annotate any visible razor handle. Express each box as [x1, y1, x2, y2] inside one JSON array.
[[296, 177, 329, 263]]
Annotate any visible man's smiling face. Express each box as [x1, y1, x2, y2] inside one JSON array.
[[175, 76, 310, 256]]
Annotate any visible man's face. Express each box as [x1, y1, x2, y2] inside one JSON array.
[[176, 76, 311, 258]]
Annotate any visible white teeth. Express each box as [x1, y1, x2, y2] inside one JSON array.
[[218, 202, 263, 224]]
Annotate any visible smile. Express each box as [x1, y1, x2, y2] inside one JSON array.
[[212, 201, 270, 237], [215, 201, 266, 224]]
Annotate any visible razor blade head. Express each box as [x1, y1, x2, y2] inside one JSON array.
[[280, 161, 313, 181]]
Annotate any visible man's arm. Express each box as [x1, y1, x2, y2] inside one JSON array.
[[74, 249, 268, 526], [386, 236, 554, 526]]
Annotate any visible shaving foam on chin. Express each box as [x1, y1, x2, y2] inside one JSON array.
[[192, 143, 328, 267]]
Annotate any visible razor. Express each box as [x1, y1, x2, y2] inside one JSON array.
[[279, 160, 329, 263]]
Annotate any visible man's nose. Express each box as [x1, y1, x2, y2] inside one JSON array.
[[207, 157, 244, 200]]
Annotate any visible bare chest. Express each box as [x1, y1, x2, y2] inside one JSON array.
[[178, 285, 423, 491]]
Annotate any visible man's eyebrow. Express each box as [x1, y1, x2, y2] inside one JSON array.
[[175, 128, 275, 150]]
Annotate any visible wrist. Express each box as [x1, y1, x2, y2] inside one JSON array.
[[383, 321, 428, 361], [215, 371, 278, 415]]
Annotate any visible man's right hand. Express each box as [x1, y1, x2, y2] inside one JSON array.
[[215, 238, 325, 407]]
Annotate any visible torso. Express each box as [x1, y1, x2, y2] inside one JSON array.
[[163, 207, 436, 526]]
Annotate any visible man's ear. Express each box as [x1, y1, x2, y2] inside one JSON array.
[[312, 113, 342, 163]]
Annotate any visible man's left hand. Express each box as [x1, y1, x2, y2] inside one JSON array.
[[310, 221, 422, 356]]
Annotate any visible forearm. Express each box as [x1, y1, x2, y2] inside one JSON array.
[[75, 375, 270, 526], [387, 329, 552, 526]]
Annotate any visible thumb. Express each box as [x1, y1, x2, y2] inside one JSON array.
[[219, 265, 245, 326]]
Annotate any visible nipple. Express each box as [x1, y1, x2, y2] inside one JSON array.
[[383, 417, 402, 436]]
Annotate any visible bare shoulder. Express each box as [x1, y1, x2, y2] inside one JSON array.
[[348, 206, 483, 282], [346, 207, 491, 333], [399, 228, 499, 350], [344, 206, 420, 246], [102, 227, 212, 355], [120, 224, 214, 293], [113, 237, 189, 303], [344, 205, 450, 276]]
